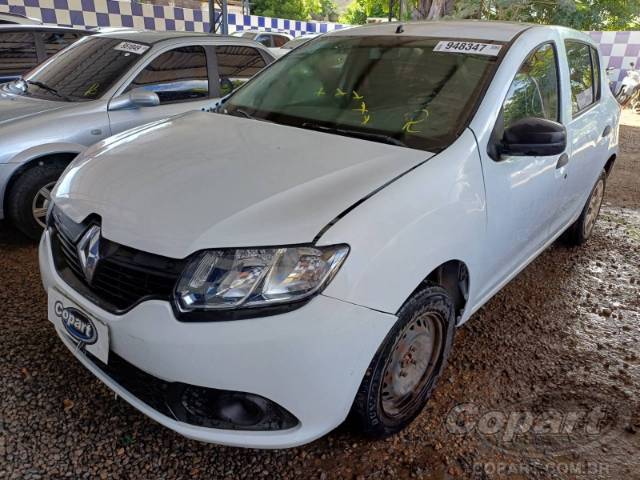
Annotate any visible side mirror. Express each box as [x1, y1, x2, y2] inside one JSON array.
[[109, 88, 160, 111], [499, 117, 566, 158]]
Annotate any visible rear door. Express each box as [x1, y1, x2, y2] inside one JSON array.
[[562, 40, 611, 217], [107, 44, 219, 135], [214, 44, 268, 96]]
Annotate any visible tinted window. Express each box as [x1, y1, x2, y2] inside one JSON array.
[[41, 31, 81, 57], [273, 35, 288, 47], [255, 35, 273, 47], [23, 37, 143, 101], [216, 45, 266, 96], [224, 36, 502, 152], [503, 43, 559, 129], [0, 32, 37, 77], [126, 46, 209, 104], [590, 46, 601, 102], [565, 41, 596, 114]]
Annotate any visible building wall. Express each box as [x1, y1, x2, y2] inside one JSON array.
[[0, 0, 638, 87], [0, 0, 345, 36]]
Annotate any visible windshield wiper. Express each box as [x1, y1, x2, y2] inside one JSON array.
[[26, 80, 71, 101], [301, 122, 408, 148]]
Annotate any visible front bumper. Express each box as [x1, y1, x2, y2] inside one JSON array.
[[39, 231, 397, 448]]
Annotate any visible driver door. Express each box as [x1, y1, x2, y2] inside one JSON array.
[[477, 42, 569, 298], [107, 45, 219, 135]]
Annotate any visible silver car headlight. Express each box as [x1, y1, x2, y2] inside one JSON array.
[[175, 245, 349, 312]]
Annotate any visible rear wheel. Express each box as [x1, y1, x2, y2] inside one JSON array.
[[351, 285, 456, 438], [564, 170, 606, 246], [7, 162, 66, 240]]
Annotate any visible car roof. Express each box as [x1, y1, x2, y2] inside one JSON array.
[[0, 24, 89, 33], [94, 29, 270, 44], [327, 20, 535, 43]]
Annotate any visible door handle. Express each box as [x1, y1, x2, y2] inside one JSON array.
[[556, 153, 569, 169], [602, 125, 612, 138]]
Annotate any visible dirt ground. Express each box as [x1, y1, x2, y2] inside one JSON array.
[[1, 111, 639, 480]]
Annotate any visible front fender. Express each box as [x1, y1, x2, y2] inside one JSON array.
[[319, 130, 487, 325], [7, 142, 86, 165]]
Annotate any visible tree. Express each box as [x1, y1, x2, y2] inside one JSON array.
[[340, 0, 390, 24], [250, 0, 311, 21]]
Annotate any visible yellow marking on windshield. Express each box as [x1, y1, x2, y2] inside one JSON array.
[[361, 114, 371, 125], [352, 90, 363, 100], [402, 109, 430, 134], [353, 101, 368, 115], [335, 88, 347, 97], [83, 83, 99, 97], [316, 86, 326, 96]]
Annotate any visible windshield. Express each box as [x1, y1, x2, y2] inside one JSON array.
[[223, 36, 503, 152], [22, 37, 147, 102]]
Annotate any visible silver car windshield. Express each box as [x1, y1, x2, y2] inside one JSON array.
[[22, 36, 147, 102], [223, 36, 504, 152]]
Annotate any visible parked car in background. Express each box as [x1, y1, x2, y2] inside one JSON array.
[[0, 12, 42, 25], [0, 24, 91, 83], [232, 29, 293, 51], [271, 34, 319, 58], [0, 30, 274, 238], [40, 21, 619, 448]]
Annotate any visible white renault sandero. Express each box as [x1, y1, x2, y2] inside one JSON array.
[[40, 21, 619, 448]]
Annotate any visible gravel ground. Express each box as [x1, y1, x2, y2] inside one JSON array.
[[1, 111, 639, 480]]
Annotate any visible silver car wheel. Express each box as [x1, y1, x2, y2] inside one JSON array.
[[381, 311, 443, 418], [583, 177, 604, 238], [32, 181, 55, 228]]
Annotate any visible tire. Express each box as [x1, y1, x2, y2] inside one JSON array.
[[351, 285, 456, 438], [564, 170, 606, 246], [7, 161, 66, 240]]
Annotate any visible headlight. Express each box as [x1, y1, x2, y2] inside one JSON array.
[[175, 244, 349, 312]]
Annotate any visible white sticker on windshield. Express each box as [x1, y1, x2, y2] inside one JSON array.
[[434, 41, 502, 56], [114, 41, 150, 55]]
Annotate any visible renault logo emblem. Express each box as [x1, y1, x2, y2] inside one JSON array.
[[77, 225, 101, 284]]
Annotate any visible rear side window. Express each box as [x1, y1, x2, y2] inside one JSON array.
[[565, 41, 599, 115], [41, 31, 81, 58], [273, 35, 288, 47], [0, 32, 38, 77], [502, 42, 559, 129], [126, 46, 209, 104], [216, 45, 266, 96], [255, 35, 272, 48]]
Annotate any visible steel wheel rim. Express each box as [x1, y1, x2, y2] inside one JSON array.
[[381, 311, 444, 418], [32, 181, 55, 228], [583, 178, 604, 238]]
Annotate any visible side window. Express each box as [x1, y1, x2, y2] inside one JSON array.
[[0, 32, 38, 77], [41, 32, 81, 58], [590, 46, 601, 102], [273, 35, 288, 48], [255, 35, 272, 48], [565, 41, 597, 114], [216, 45, 267, 96], [502, 43, 559, 129], [126, 46, 209, 104]]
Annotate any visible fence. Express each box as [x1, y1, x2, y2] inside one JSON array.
[[1, 0, 639, 85]]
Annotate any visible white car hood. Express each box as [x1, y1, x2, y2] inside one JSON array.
[[54, 111, 432, 258]]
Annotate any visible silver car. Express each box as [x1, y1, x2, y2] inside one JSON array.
[[0, 30, 274, 238]]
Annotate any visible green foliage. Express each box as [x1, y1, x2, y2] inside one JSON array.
[[450, 0, 640, 30], [339, 0, 390, 24], [250, 0, 312, 21]]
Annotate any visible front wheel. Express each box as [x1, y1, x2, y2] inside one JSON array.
[[7, 162, 66, 240], [351, 285, 456, 438], [564, 170, 606, 246]]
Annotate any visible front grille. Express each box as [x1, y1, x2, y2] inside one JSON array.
[[85, 350, 299, 431], [50, 209, 185, 313]]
